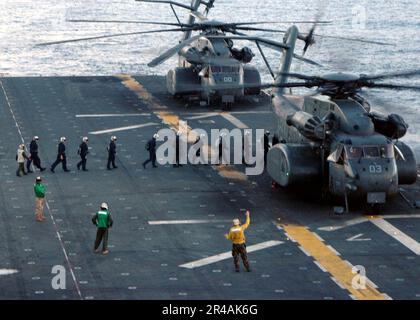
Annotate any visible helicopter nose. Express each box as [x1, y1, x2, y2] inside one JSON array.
[[352, 161, 398, 195]]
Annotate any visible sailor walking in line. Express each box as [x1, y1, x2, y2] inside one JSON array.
[[107, 136, 118, 170], [50, 137, 70, 173], [16, 144, 29, 177], [77, 137, 89, 171], [26, 136, 46, 173], [143, 133, 159, 169]]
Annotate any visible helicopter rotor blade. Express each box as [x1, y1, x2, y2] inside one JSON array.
[[368, 83, 420, 91], [66, 19, 332, 30], [206, 35, 289, 50], [232, 21, 332, 27], [293, 54, 323, 67], [224, 21, 331, 33], [183, 81, 314, 92], [67, 19, 184, 26], [148, 34, 202, 67], [361, 70, 420, 81], [277, 72, 320, 81], [36, 27, 193, 46], [234, 26, 288, 33], [308, 33, 393, 46]]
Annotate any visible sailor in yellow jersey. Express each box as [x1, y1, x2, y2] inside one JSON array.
[[225, 210, 251, 272]]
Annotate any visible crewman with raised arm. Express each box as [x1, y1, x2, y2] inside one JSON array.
[[225, 210, 251, 272]]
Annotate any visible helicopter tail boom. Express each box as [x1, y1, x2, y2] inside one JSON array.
[[274, 25, 299, 94]]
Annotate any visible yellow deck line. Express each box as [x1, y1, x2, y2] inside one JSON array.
[[117, 74, 247, 181], [282, 224, 388, 300]]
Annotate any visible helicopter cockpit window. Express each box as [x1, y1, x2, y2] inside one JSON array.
[[345, 146, 363, 159], [220, 66, 239, 73], [364, 146, 380, 158]]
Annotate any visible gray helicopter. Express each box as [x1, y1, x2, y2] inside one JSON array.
[[204, 25, 419, 211], [41, 0, 330, 106], [40, 0, 378, 106], [132, 0, 390, 107], [266, 28, 419, 211]]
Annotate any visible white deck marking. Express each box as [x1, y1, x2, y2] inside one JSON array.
[[313, 261, 327, 272], [179, 240, 283, 269], [89, 122, 158, 135], [149, 219, 230, 225], [0, 269, 18, 276], [318, 217, 370, 231], [76, 113, 150, 117], [370, 218, 420, 255], [381, 214, 420, 219], [220, 112, 249, 129], [318, 214, 420, 232], [185, 113, 218, 120], [346, 233, 371, 241], [181, 110, 271, 116], [229, 110, 271, 115]]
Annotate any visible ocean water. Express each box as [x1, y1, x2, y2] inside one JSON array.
[[0, 0, 419, 156]]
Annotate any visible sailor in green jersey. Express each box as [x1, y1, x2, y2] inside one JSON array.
[[34, 176, 46, 222], [92, 202, 114, 255]]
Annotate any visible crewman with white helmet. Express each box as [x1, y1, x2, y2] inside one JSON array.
[[26, 136, 46, 173], [225, 210, 251, 272], [77, 136, 89, 171], [50, 137, 70, 173], [16, 144, 29, 177], [92, 202, 114, 255], [142, 133, 159, 169], [34, 176, 46, 222], [107, 136, 118, 170]]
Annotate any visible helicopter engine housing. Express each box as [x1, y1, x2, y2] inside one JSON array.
[[166, 67, 200, 96], [179, 46, 202, 65], [371, 113, 408, 139], [267, 143, 322, 187], [395, 141, 417, 185], [230, 46, 254, 63]]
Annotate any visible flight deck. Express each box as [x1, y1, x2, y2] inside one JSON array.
[[0, 75, 419, 300]]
